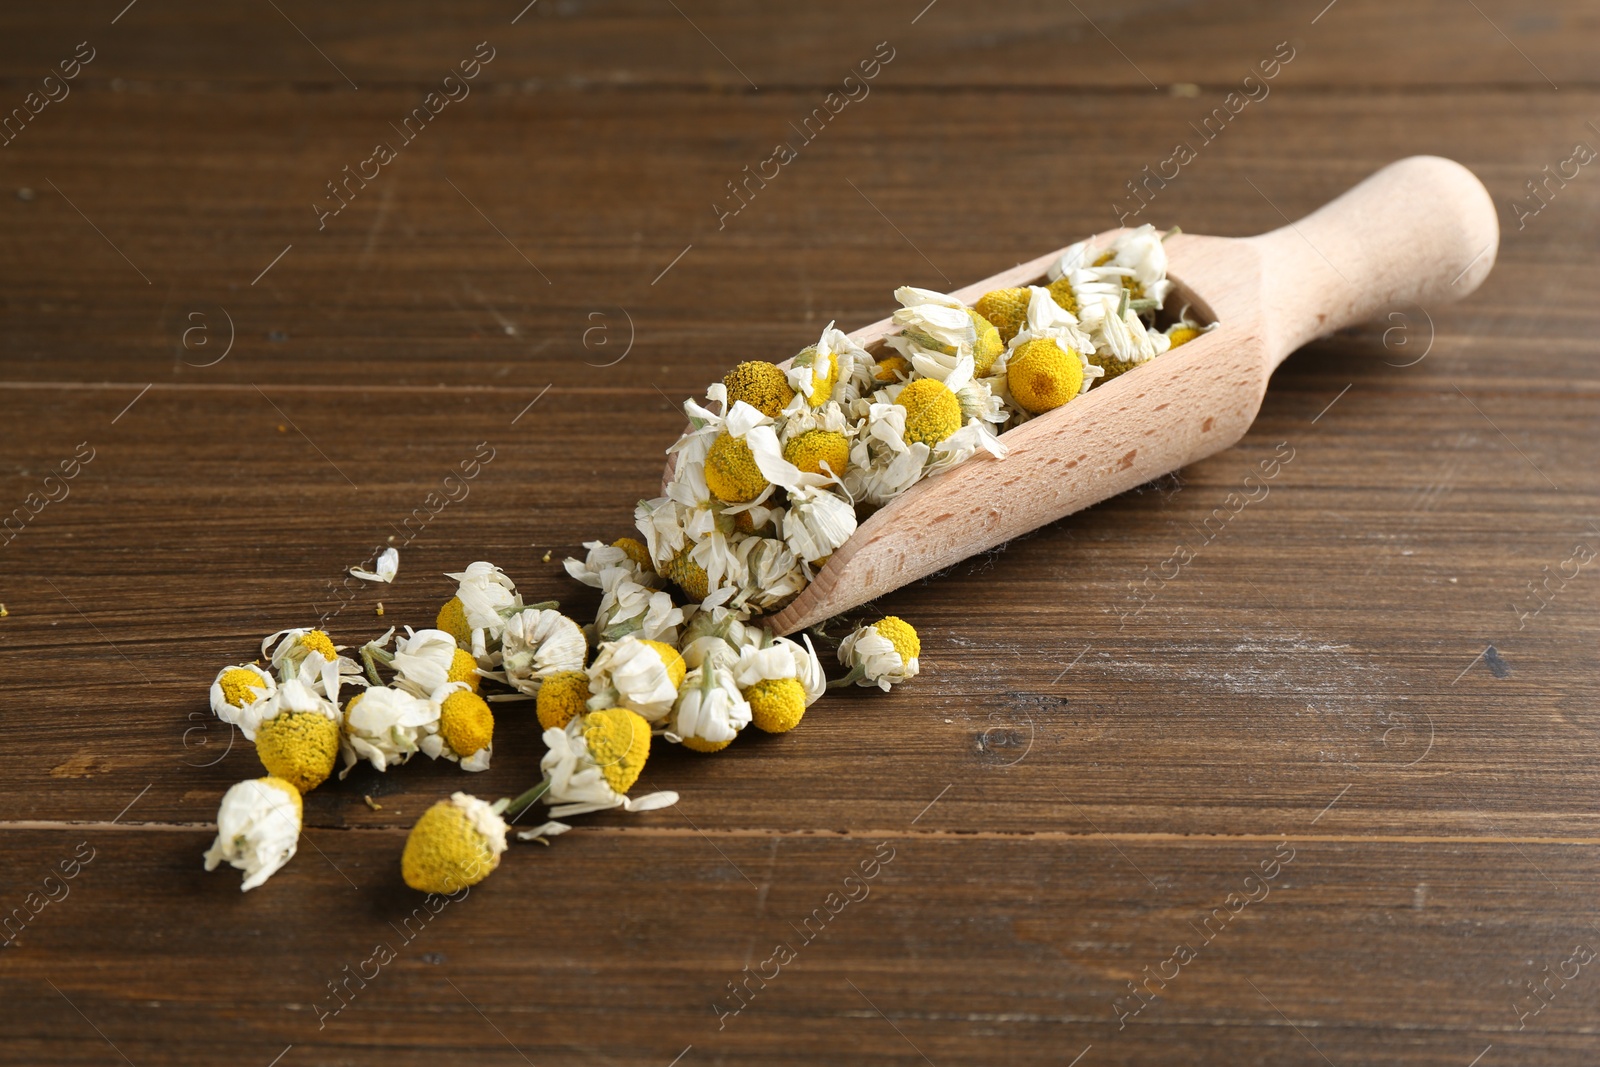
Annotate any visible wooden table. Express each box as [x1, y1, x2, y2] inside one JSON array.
[[2, 2, 1595, 1063]]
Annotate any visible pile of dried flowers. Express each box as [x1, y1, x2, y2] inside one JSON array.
[[201, 224, 1199, 893]]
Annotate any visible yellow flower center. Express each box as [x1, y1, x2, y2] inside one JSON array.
[[218, 668, 266, 708], [582, 707, 652, 794], [975, 288, 1031, 345], [612, 536, 654, 572], [969, 310, 1004, 377], [1094, 251, 1145, 299], [1168, 326, 1200, 348], [448, 648, 480, 691], [1045, 277, 1078, 316], [1007, 337, 1083, 414], [794, 345, 838, 408], [439, 689, 494, 758], [681, 735, 734, 753], [704, 432, 768, 504], [640, 639, 687, 690], [733, 509, 768, 535], [299, 630, 337, 662], [436, 596, 471, 647], [745, 677, 806, 734], [872, 615, 920, 662], [723, 360, 796, 418], [1087, 351, 1139, 383], [255, 711, 340, 793], [897, 378, 963, 448], [665, 551, 710, 602], [783, 429, 850, 478], [536, 670, 591, 732], [401, 799, 499, 894], [873, 354, 911, 382]]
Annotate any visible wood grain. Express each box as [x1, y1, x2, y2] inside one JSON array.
[[1, 2, 1598, 1065]]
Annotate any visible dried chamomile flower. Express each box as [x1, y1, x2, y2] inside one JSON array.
[[835, 616, 921, 690], [874, 354, 912, 382], [443, 561, 523, 664], [729, 536, 807, 612], [253, 678, 342, 792], [1098, 223, 1174, 308], [535, 670, 592, 731], [782, 485, 857, 565], [786, 323, 865, 410], [1007, 337, 1085, 414], [497, 608, 587, 695], [1163, 316, 1212, 349], [263, 627, 339, 675], [374, 627, 480, 696], [340, 685, 437, 775], [203, 776, 301, 892], [594, 568, 684, 644], [724, 360, 796, 418], [612, 537, 654, 572], [587, 635, 686, 723], [783, 428, 851, 478], [401, 792, 507, 894], [668, 664, 751, 752], [897, 377, 964, 448], [209, 663, 276, 737], [421, 683, 494, 772], [1089, 291, 1167, 382], [705, 431, 769, 504], [677, 605, 757, 670], [735, 633, 827, 706], [975, 287, 1032, 344], [535, 707, 679, 819]]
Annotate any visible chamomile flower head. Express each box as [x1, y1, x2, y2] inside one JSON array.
[[1100, 223, 1174, 307], [421, 684, 494, 771], [597, 572, 686, 643], [744, 677, 808, 733], [1163, 315, 1211, 350], [735, 633, 828, 707], [389, 628, 480, 696], [787, 325, 865, 411], [704, 432, 769, 504], [612, 537, 654, 572], [1045, 276, 1079, 316], [968, 311, 1005, 377], [975, 288, 1032, 344], [664, 549, 710, 603], [436, 596, 472, 646], [874, 354, 912, 383], [401, 792, 507, 894], [724, 360, 796, 418], [836, 615, 921, 690], [564, 539, 654, 589], [897, 378, 964, 448], [677, 606, 756, 668], [782, 485, 858, 565], [1088, 291, 1167, 382], [499, 608, 587, 694], [203, 776, 301, 892], [340, 685, 437, 774], [890, 286, 977, 354], [587, 635, 686, 723], [263, 628, 338, 674], [668, 664, 751, 752], [1006, 337, 1084, 414], [444, 562, 523, 662], [783, 429, 851, 478], [210, 663, 276, 735], [535, 670, 592, 731], [729, 536, 808, 612], [539, 707, 679, 818], [255, 709, 341, 794]]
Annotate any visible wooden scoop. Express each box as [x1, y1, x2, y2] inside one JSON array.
[[673, 156, 1499, 635]]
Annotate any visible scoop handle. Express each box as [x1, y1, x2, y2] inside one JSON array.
[[1244, 155, 1498, 367]]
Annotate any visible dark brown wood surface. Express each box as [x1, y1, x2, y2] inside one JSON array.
[[2, 2, 1597, 1064]]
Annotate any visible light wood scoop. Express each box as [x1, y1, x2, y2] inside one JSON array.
[[675, 156, 1499, 635]]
